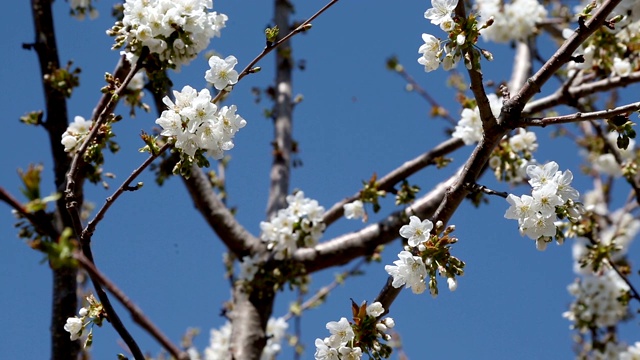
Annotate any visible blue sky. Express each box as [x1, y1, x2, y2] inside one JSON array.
[[1, 0, 638, 359]]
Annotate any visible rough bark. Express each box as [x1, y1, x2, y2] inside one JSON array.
[[30, 0, 79, 358]]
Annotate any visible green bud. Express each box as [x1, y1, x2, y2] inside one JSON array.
[[265, 26, 279, 44]]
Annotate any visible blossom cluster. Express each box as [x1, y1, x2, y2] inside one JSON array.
[[260, 191, 326, 260], [566, 1, 640, 78], [590, 132, 636, 178], [563, 269, 630, 330], [314, 302, 395, 360], [452, 93, 502, 145], [61, 116, 94, 153], [109, 0, 227, 68], [560, 186, 640, 357], [504, 161, 581, 250], [155, 85, 246, 160], [204, 317, 288, 360], [418, 0, 463, 72], [476, 0, 547, 43], [69, 0, 98, 20], [488, 127, 539, 183], [63, 295, 104, 348], [64, 308, 89, 342], [385, 216, 463, 297]]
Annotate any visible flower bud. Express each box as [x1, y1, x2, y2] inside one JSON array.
[[383, 317, 395, 328]]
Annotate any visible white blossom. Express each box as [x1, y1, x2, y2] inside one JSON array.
[[417, 33, 442, 72], [505, 162, 580, 246], [260, 191, 325, 259], [61, 116, 93, 153], [509, 128, 538, 152], [343, 200, 365, 221], [205, 55, 240, 90], [326, 317, 354, 348], [314, 338, 339, 360], [477, 0, 547, 43], [613, 57, 632, 77], [424, 0, 458, 27], [155, 86, 245, 160], [64, 317, 85, 341], [452, 94, 502, 145], [447, 277, 458, 291], [113, 0, 227, 68], [620, 342, 640, 360], [338, 346, 362, 360], [365, 302, 384, 317], [399, 215, 433, 247], [238, 254, 261, 282], [204, 322, 232, 360], [205, 318, 287, 360], [385, 251, 428, 294]]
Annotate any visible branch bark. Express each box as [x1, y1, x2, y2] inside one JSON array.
[[266, 0, 295, 219], [322, 137, 463, 227], [295, 174, 455, 273], [373, 0, 624, 316], [29, 0, 78, 358]]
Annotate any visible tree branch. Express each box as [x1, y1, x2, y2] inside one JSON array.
[[265, 0, 295, 219], [508, 41, 533, 94], [322, 137, 463, 227], [509, 0, 623, 120], [519, 101, 640, 127], [523, 71, 640, 116], [295, 174, 456, 273], [83, 144, 171, 241], [29, 0, 78, 357], [373, 0, 624, 316], [73, 251, 188, 360], [182, 165, 263, 257], [454, 1, 497, 131]]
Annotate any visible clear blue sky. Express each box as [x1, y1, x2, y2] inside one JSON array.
[[1, 1, 638, 359]]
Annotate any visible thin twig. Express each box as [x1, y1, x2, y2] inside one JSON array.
[[454, 1, 497, 131], [66, 51, 147, 199], [0, 187, 60, 239], [589, 121, 640, 205], [73, 251, 188, 360], [520, 101, 640, 127], [464, 182, 509, 198], [212, 0, 342, 104], [524, 71, 640, 116], [371, 0, 625, 315], [282, 259, 366, 322], [322, 137, 463, 227], [391, 62, 458, 125], [61, 53, 149, 360], [83, 143, 171, 241]]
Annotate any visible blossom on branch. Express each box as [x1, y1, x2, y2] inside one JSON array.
[[109, 0, 228, 69], [260, 191, 325, 259], [61, 116, 93, 153], [504, 161, 581, 249], [476, 0, 547, 43], [343, 200, 366, 221], [205, 55, 239, 90], [452, 94, 502, 145], [399, 215, 433, 247], [155, 85, 246, 161], [64, 316, 85, 341], [424, 0, 458, 29], [385, 250, 428, 294], [204, 317, 288, 359], [418, 33, 443, 72]]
